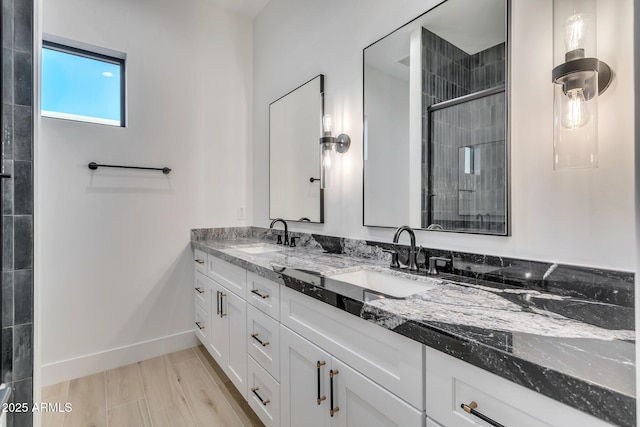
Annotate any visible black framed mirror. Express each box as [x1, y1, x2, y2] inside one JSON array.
[[363, 0, 509, 235], [269, 75, 324, 223]]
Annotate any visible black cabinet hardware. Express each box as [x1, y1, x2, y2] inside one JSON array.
[[251, 387, 270, 406], [194, 287, 204, 294], [219, 292, 227, 317], [195, 321, 204, 330], [329, 369, 339, 416], [251, 333, 269, 347], [316, 361, 326, 405], [195, 259, 205, 265], [461, 401, 505, 427], [250, 289, 269, 299]]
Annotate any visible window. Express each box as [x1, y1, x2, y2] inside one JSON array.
[[42, 40, 125, 126]]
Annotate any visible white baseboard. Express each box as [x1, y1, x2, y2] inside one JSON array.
[[41, 330, 198, 386]]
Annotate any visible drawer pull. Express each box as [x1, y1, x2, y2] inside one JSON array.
[[461, 401, 505, 427], [251, 387, 270, 406], [195, 259, 205, 265], [195, 321, 204, 330], [251, 333, 269, 347], [194, 287, 204, 294], [250, 289, 270, 299], [216, 291, 221, 315], [316, 361, 326, 405], [220, 292, 227, 318], [329, 369, 339, 416]]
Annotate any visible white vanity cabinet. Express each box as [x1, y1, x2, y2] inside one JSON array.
[[245, 272, 283, 427], [210, 278, 248, 399], [193, 251, 248, 400], [193, 271, 211, 345], [280, 286, 424, 410], [280, 325, 423, 427], [425, 347, 614, 427]]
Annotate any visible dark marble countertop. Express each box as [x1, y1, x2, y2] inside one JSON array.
[[191, 234, 635, 427]]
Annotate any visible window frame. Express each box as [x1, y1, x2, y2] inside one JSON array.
[[42, 39, 127, 127]]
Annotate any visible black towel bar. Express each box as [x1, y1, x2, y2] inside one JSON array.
[[88, 162, 171, 174]]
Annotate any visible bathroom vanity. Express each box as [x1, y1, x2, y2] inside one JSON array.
[[191, 227, 634, 427]]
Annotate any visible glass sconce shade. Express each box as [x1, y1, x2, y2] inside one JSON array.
[[552, 0, 611, 170], [320, 141, 335, 188], [553, 74, 598, 169], [319, 114, 350, 188]]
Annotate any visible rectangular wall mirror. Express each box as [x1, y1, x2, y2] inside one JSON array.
[[270, 75, 324, 223], [363, 0, 508, 235]]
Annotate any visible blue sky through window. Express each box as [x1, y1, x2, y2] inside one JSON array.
[[42, 47, 123, 126]]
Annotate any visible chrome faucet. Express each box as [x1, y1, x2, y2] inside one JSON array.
[[270, 218, 289, 245], [392, 225, 419, 271]]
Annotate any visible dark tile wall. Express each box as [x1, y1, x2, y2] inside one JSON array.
[[421, 28, 506, 232], [1, 0, 33, 426]]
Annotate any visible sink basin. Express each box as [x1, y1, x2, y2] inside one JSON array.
[[233, 244, 284, 255], [327, 269, 438, 297]]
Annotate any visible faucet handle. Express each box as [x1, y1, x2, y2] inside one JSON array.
[[290, 237, 297, 247], [276, 235, 283, 245], [382, 248, 400, 268], [428, 257, 451, 275]]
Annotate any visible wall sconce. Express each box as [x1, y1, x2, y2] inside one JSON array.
[[552, 0, 612, 169], [319, 114, 350, 188]]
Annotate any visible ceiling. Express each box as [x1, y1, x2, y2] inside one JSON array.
[[206, 0, 270, 18]]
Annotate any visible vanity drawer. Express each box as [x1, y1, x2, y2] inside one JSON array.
[[207, 256, 246, 298], [194, 249, 207, 275], [248, 356, 280, 427], [425, 347, 612, 427], [280, 286, 424, 409], [194, 303, 208, 345], [247, 272, 280, 320], [194, 271, 209, 309], [247, 305, 280, 380]]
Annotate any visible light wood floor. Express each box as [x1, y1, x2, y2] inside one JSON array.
[[42, 346, 265, 427]]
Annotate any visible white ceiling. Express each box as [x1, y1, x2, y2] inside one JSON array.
[[206, 0, 270, 18]]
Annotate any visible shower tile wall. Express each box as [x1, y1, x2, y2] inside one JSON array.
[[2, 0, 33, 426], [421, 28, 506, 232]]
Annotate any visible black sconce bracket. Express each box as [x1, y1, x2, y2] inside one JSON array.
[[552, 57, 612, 99]]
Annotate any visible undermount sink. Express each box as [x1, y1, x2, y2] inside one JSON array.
[[327, 269, 438, 297], [233, 243, 285, 254]]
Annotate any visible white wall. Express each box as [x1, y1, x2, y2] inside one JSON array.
[[39, 0, 252, 384], [253, 0, 635, 271]]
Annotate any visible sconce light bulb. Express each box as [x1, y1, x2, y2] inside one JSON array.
[[322, 152, 333, 168], [322, 114, 333, 135], [564, 13, 587, 52], [562, 88, 590, 130]]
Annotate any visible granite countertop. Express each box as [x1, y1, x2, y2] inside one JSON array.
[[191, 233, 635, 427]]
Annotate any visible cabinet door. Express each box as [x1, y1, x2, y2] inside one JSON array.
[[281, 326, 331, 427], [331, 358, 424, 427], [223, 289, 248, 400], [208, 280, 229, 369]]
